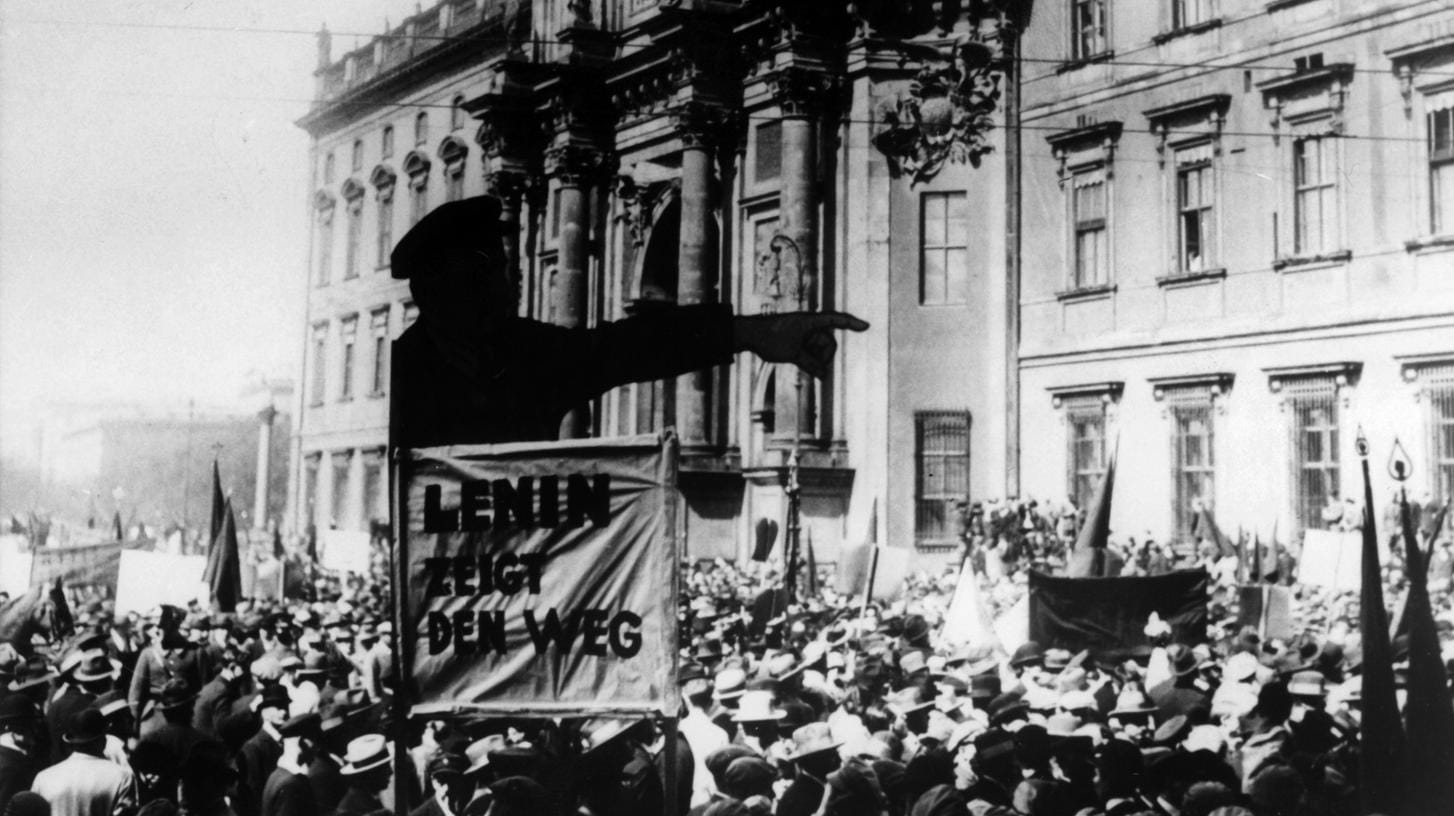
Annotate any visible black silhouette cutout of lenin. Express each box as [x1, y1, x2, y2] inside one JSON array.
[[391, 196, 868, 448]]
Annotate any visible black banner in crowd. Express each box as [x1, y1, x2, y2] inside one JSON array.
[[1028, 569, 1210, 658]]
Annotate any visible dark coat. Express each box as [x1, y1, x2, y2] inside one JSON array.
[[0, 745, 37, 815], [261, 768, 317, 816], [307, 753, 347, 814], [393, 305, 735, 447], [45, 685, 95, 764], [238, 729, 283, 816], [331, 786, 389, 816], [194, 674, 242, 737]]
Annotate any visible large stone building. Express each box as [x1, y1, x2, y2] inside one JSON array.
[[289, 0, 1025, 563], [1015, 0, 1454, 546]]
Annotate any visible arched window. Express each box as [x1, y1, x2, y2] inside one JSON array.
[[451, 94, 466, 131], [403, 151, 432, 225], [438, 136, 469, 203], [323, 152, 336, 184], [414, 111, 429, 146], [351, 139, 363, 172]]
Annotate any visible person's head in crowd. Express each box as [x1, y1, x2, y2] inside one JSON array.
[[179, 740, 236, 812], [3, 792, 50, 816], [1248, 764, 1304, 816], [257, 683, 291, 730], [73, 652, 114, 696], [427, 750, 474, 815], [339, 733, 393, 793], [1093, 738, 1143, 803], [970, 729, 1018, 790], [251, 655, 283, 689], [63, 708, 108, 758], [821, 761, 888, 816], [733, 690, 785, 748], [0, 696, 40, 756], [485, 775, 553, 816], [158, 678, 196, 725]]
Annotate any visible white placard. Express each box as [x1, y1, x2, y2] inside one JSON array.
[[1298, 529, 1372, 592], [114, 551, 208, 614], [320, 529, 372, 574]]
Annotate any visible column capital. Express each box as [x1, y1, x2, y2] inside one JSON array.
[[770, 66, 835, 119], [484, 168, 533, 206], [672, 101, 732, 150], [545, 143, 614, 188]]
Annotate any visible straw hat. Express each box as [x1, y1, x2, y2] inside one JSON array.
[[732, 690, 786, 723], [785, 722, 842, 761], [339, 734, 392, 775]]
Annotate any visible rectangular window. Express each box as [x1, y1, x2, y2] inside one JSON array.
[[915, 412, 971, 545], [1072, 170, 1108, 288], [330, 452, 351, 528], [1071, 0, 1107, 61], [1067, 399, 1107, 512], [310, 323, 328, 405], [376, 193, 393, 268], [344, 199, 363, 279], [362, 449, 386, 525], [920, 192, 969, 305], [340, 316, 358, 401], [1171, 0, 1211, 30], [1176, 152, 1214, 273], [1288, 378, 1339, 536], [1170, 394, 1215, 538], [303, 454, 321, 526], [370, 308, 389, 396], [755, 121, 782, 185], [1429, 106, 1454, 235], [1422, 367, 1454, 504], [316, 211, 334, 287], [446, 169, 464, 203], [1293, 136, 1337, 255]]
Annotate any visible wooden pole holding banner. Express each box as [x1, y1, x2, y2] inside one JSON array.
[[388, 341, 414, 816], [660, 430, 681, 816], [860, 544, 880, 620]]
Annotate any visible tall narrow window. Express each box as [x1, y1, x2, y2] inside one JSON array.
[[303, 454, 321, 526], [1171, 0, 1211, 30], [339, 316, 358, 401], [1429, 105, 1454, 235], [755, 122, 782, 185], [1071, 0, 1107, 61], [344, 196, 363, 279], [381, 125, 395, 158], [376, 190, 393, 267], [1176, 150, 1214, 273], [323, 152, 336, 184], [915, 412, 971, 546], [1072, 170, 1108, 288], [920, 192, 969, 305], [451, 95, 466, 130], [316, 206, 334, 287], [310, 323, 328, 405], [351, 139, 363, 172], [362, 449, 387, 526], [411, 176, 428, 225], [1293, 136, 1337, 254], [1066, 398, 1107, 512], [415, 112, 429, 146], [1411, 363, 1454, 504], [331, 452, 351, 528], [370, 308, 389, 396], [1170, 395, 1215, 538], [1288, 378, 1339, 535], [446, 165, 465, 202]]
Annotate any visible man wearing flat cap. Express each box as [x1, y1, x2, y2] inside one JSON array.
[[389, 195, 868, 447]]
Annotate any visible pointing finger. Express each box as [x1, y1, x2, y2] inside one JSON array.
[[818, 312, 870, 332]]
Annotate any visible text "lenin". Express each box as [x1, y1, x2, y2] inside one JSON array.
[[422, 474, 610, 532]]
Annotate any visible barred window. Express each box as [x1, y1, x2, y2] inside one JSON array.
[[1288, 377, 1340, 535], [1422, 365, 1454, 502], [331, 452, 351, 528], [1294, 136, 1337, 254], [1171, 0, 1212, 29], [921, 192, 969, 305], [1072, 169, 1108, 288], [1429, 105, 1454, 234], [1066, 398, 1107, 512], [1071, 0, 1107, 61], [755, 122, 782, 185], [1169, 390, 1215, 539], [916, 412, 971, 546]]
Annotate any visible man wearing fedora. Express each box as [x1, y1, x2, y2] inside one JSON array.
[[389, 195, 868, 448], [238, 683, 291, 816], [45, 650, 110, 765], [135, 678, 207, 777], [0, 696, 41, 814], [30, 708, 135, 816], [332, 733, 393, 816], [261, 713, 322, 816]]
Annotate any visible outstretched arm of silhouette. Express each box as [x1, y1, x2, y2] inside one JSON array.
[[732, 312, 870, 381]]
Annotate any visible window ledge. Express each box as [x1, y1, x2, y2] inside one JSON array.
[[308, 400, 324, 409], [1152, 19, 1223, 44], [367, 391, 386, 400], [1265, 0, 1315, 10], [1272, 250, 1351, 271], [375, 263, 391, 272], [338, 397, 354, 404], [1156, 267, 1227, 287], [1405, 234, 1454, 254], [914, 540, 961, 553], [1056, 51, 1115, 74], [1055, 283, 1117, 302]]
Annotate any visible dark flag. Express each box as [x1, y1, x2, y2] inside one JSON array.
[[7, 516, 23, 535], [1190, 506, 1231, 559], [48, 578, 73, 640], [805, 527, 818, 597], [1398, 492, 1454, 814], [1252, 531, 1264, 584], [112, 511, 125, 542], [1067, 451, 1117, 577], [1028, 569, 1208, 659], [204, 499, 243, 612], [752, 517, 779, 562], [209, 459, 225, 548], [1357, 433, 1405, 816], [272, 526, 285, 560]]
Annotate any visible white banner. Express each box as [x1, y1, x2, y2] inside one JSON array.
[[939, 565, 1001, 652], [0, 536, 31, 598], [115, 551, 208, 614], [1298, 530, 1377, 592], [320, 530, 372, 574]]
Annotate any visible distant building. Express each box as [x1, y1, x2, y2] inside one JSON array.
[[290, 1, 1025, 563], [1015, 0, 1454, 546]]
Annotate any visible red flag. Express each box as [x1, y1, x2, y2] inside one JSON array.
[[204, 499, 243, 613], [805, 528, 818, 597], [1357, 434, 1405, 816], [1067, 450, 1117, 577], [1398, 492, 1454, 814], [209, 459, 225, 549]]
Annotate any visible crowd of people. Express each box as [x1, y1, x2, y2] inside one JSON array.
[[0, 493, 1448, 816]]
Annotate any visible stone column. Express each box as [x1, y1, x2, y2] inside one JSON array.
[[253, 405, 276, 530], [546, 144, 606, 438], [673, 102, 725, 449], [771, 67, 831, 445]]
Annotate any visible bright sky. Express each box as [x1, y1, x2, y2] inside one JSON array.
[[0, 0, 420, 460]]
